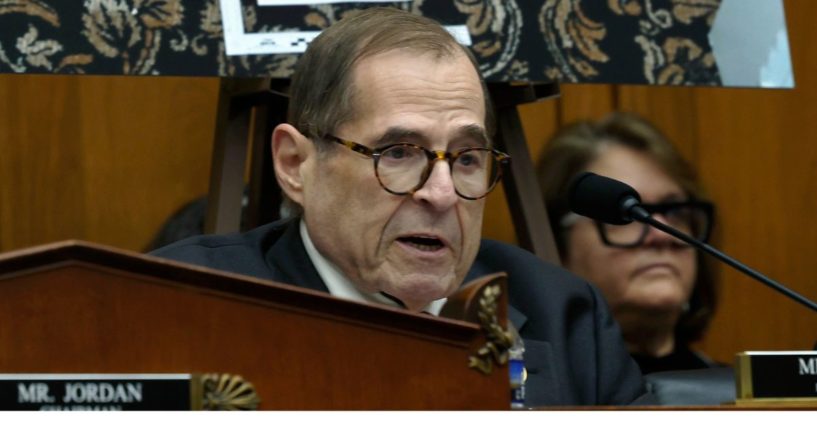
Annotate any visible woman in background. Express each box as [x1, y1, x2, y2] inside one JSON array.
[[537, 112, 720, 374]]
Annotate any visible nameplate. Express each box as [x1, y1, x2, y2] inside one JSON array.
[[736, 351, 817, 404], [0, 373, 259, 411]]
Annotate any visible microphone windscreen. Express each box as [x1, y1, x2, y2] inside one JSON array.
[[567, 172, 642, 225]]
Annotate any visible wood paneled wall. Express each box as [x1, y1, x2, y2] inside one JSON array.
[[1, 0, 814, 366], [0, 75, 219, 252]]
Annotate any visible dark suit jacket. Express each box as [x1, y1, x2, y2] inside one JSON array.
[[152, 218, 648, 406]]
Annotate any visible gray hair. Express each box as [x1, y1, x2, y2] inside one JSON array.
[[280, 7, 494, 216]]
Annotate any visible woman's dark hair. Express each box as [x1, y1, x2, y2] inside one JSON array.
[[536, 112, 717, 344]]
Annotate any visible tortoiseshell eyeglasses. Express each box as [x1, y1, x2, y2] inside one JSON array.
[[325, 134, 511, 200]]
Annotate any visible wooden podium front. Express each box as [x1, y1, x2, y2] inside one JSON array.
[[0, 242, 509, 410]]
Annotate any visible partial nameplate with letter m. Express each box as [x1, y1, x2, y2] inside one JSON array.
[[0, 373, 259, 411], [736, 351, 817, 407]]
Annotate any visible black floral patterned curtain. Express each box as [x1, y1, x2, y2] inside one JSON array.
[[0, 0, 721, 85]]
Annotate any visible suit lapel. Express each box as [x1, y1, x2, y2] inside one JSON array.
[[508, 304, 527, 333], [264, 218, 330, 294], [506, 285, 563, 404], [521, 338, 561, 406]]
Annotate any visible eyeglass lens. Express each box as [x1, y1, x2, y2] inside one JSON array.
[[600, 203, 710, 246], [375, 145, 499, 199]]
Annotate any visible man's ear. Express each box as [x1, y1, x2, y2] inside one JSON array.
[[272, 123, 312, 206]]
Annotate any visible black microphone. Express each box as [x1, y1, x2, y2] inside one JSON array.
[[568, 172, 643, 225], [567, 172, 817, 313]]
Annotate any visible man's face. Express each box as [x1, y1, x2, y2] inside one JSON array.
[[300, 49, 488, 311]]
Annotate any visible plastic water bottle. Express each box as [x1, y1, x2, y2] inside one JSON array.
[[508, 324, 526, 409]]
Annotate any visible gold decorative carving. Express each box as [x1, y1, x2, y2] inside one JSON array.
[[469, 283, 514, 375], [197, 373, 261, 411]]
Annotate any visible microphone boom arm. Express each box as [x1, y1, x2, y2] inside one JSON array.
[[629, 205, 817, 313]]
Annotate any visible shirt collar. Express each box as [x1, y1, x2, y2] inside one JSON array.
[[299, 219, 446, 315]]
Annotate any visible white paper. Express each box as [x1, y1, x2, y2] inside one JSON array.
[[219, 0, 470, 56], [709, 0, 794, 88]]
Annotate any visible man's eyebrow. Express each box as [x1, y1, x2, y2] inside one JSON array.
[[374, 127, 423, 146], [374, 125, 490, 148], [456, 124, 490, 148]]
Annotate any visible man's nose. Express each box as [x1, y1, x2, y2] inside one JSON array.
[[412, 161, 458, 210]]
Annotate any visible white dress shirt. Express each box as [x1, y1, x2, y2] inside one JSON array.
[[299, 220, 447, 315]]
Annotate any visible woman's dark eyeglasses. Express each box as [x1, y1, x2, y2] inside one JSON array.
[[562, 201, 715, 248], [325, 134, 511, 200]]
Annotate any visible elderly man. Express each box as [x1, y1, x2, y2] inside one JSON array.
[[153, 7, 648, 406]]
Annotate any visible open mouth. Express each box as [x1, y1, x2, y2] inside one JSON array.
[[397, 235, 445, 252]]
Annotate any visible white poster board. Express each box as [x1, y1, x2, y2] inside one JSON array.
[[219, 0, 470, 56]]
